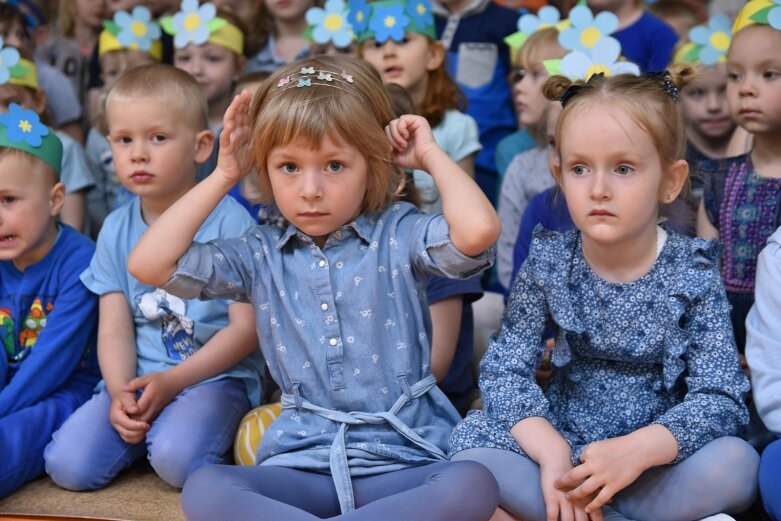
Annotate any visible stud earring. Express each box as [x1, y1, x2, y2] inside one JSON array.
[[665, 194, 671, 201]]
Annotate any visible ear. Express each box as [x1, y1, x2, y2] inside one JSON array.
[[194, 129, 215, 164], [426, 40, 445, 72], [659, 159, 689, 204], [33, 89, 47, 115], [551, 160, 563, 187], [49, 181, 66, 217]]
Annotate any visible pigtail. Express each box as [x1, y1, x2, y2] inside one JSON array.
[[542, 75, 575, 102]]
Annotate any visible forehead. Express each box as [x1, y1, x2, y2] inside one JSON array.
[[728, 26, 781, 64], [106, 95, 189, 129], [560, 102, 652, 150], [0, 152, 55, 187], [685, 64, 727, 89]]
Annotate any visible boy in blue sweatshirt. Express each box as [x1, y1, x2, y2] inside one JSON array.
[[0, 103, 100, 498]]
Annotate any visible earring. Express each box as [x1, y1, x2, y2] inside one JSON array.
[[665, 194, 671, 201]]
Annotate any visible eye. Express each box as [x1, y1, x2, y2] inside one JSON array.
[[282, 163, 298, 174], [507, 67, 526, 85], [118, 136, 132, 144], [615, 165, 634, 175], [572, 165, 589, 176], [326, 161, 343, 173], [726, 71, 740, 82], [207, 54, 226, 63], [0, 196, 16, 204], [688, 88, 705, 98], [763, 70, 780, 79], [152, 134, 167, 142]]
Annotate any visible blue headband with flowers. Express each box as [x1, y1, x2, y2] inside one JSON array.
[[0, 103, 62, 174], [349, 0, 435, 44]]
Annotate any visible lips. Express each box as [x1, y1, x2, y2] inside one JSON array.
[[299, 211, 327, 218], [589, 209, 615, 217], [130, 171, 154, 183], [0, 234, 18, 245], [739, 108, 761, 117], [384, 67, 403, 77]]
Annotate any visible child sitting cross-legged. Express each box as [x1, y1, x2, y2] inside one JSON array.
[[43, 63, 265, 491]]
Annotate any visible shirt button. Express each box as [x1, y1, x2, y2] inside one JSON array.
[[318, 260, 326, 268], [329, 338, 338, 346], [335, 231, 343, 239], [321, 303, 328, 311]]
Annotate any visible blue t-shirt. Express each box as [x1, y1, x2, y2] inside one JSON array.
[[81, 196, 265, 406], [613, 11, 677, 73], [0, 225, 99, 417], [56, 130, 95, 195]]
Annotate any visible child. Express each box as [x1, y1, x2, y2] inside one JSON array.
[[0, 43, 95, 232], [0, 105, 99, 499], [127, 54, 500, 520], [647, 0, 700, 41], [450, 71, 758, 520], [245, 0, 312, 73], [746, 224, 781, 519], [358, 0, 481, 214], [698, 0, 781, 353], [43, 63, 264, 491]]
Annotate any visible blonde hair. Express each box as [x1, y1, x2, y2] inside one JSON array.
[[516, 27, 566, 70], [104, 63, 209, 134], [249, 55, 403, 214]]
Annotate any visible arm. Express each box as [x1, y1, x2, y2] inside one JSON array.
[[128, 91, 253, 287], [696, 199, 719, 239], [126, 302, 259, 424], [430, 296, 462, 382], [60, 191, 87, 232], [456, 153, 476, 179], [386, 115, 500, 257]]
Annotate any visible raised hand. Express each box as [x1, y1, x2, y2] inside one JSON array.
[[216, 89, 254, 184], [385, 114, 440, 172]]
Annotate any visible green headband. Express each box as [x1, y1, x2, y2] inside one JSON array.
[[350, 0, 436, 43], [0, 103, 62, 174]]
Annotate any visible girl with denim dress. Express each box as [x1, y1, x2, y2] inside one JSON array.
[[128, 54, 501, 520], [450, 70, 758, 521]]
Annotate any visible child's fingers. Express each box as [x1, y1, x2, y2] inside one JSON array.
[[585, 487, 613, 515], [565, 476, 601, 500], [124, 375, 150, 394], [555, 465, 589, 490]]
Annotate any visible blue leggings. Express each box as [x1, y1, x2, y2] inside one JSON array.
[[760, 437, 781, 520], [0, 378, 95, 499], [181, 460, 499, 521], [452, 436, 759, 521]]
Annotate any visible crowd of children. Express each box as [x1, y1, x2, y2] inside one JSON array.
[[0, 0, 779, 519]]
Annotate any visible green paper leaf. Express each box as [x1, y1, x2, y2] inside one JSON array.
[[504, 32, 528, 50], [543, 58, 562, 76], [749, 6, 773, 24], [160, 16, 175, 35], [206, 18, 227, 32]]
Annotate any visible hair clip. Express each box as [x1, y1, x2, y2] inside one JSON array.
[[317, 72, 333, 81], [643, 71, 678, 102], [278, 76, 291, 87], [340, 71, 353, 82], [301, 66, 315, 74], [276, 67, 356, 91], [559, 84, 583, 107], [297, 79, 312, 87]]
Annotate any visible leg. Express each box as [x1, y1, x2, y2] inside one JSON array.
[[44, 388, 146, 490], [145, 378, 249, 488], [0, 378, 94, 498], [759, 438, 781, 520], [452, 447, 547, 521], [612, 437, 759, 521]]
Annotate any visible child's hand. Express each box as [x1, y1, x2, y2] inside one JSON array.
[[216, 89, 254, 184], [385, 115, 440, 172], [124, 372, 180, 425], [538, 458, 602, 521], [109, 391, 149, 444]]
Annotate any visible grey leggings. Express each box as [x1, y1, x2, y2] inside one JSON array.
[[181, 460, 499, 520], [451, 437, 759, 521]]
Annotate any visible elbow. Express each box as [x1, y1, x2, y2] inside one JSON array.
[[458, 214, 501, 257], [127, 252, 170, 288]]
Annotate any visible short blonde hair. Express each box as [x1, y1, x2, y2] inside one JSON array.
[[250, 55, 402, 214], [105, 63, 209, 134], [516, 27, 566, 70]]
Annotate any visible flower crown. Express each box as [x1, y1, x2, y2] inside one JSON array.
[[276, 66, 355, 90], [160, 0, 244, 55], [99, 6, 163, 61], [305, 0, 355, 48], [0, 38, 38, 90], [504, 5, 569, 60], [733, 0, 781, 33], [0, 103, 62, 175], [349, 0, 436, 44], [673, 14, 731, 66]]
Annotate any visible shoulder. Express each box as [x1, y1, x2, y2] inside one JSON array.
[[198, 196, 256, 239], [525, 226, 578, 275], [48, 226, 96, 274], [660, 230, 724, 295], [760, 226, 781, 261]]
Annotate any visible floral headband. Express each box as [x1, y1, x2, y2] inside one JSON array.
[[673, 14, 731, 66], [504, 5, 569, 59], [161, 0, 244, 55], [276, 65, 355, 90], [0, 103, 62, 174], [733, 0, 781, 33], [0, 38, 38, 90], [305, 0, 355, 48], [99, 6, 163, 61], [349, 0, 436, 44]]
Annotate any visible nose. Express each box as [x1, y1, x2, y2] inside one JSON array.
[[738, 76, 756, 98], [705, 91, 722, 112], [300, 170, 323, 200], [589, 169, 611, 201], [381, 41, 397, 58], [130, 140, 149, 163]]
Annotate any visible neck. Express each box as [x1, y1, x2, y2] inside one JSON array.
[[409, 78, 428, 113], [139, 180, 198, 226], [688, 130, 732, 159], [581, 223, 658, 283], [751, 132, 781, 179], [73, 22, 97, 47], [440, 0, 472, 15], [275, 18, 307, 37]]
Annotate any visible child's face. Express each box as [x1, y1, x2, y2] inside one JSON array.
[[311, 42, 358, 58], [0, 85, 45, 115], [679, 64, 735, 142], [106, 96, 212, 204], [0, 154, 64, 271], [545, 102, 561, 173], [73, 0, 107, 29], [512, 61, 550, 128], [101, 50, 156, 88], [264, 0, 311, 22], [555, 103, 677, 248], [726, 25, 781, 137], [0, 20, 32, 56], [267, 132, 368, 247], [360, 33, 440, 107], [174, 43, 239, 106]]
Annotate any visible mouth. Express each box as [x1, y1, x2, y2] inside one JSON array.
[[739, 108, 760, 117], [589, 209, 615, 217], [0, 234, 18, 244], [384, 66, 403, 77], [299, 211, 328, 218], [130, 171, 154, 183]]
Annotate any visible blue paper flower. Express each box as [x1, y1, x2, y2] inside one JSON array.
[[558, 5, 619, 53], [171, 0, 216, 48], [348, 0, 370, 34], [518, 5, 561, 35], [369, 3, 409, 43], [115, 6, 161, 51], [0, 103, 49, 147], [560, 36, 640, 81], [0, 38, 21, 85], [406, 0, 433, 29], [767, 0, 781, 29], [307, 0, 353, 47], [688, 14, 731, 65]]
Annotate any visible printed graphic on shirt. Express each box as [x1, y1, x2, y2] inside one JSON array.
[[0, 307, 15, 361], [1, 298, 54, 362], [137, 289, 196, 360]]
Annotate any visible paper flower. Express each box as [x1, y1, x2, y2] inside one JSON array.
[[348, 0, 371, 34], [306, 0, 353, 47], [770, 0, 781, 29], [0, 103, 49, 147], [518, 5, 561, 35], [688, 14, 731, 65], [0, 38, 20, 85], [171, 0, 217, 48], [560, 37, 640, 81], [406, 0, 433, 28], [558, 5, 619, 53], [369, 3, 409, 43], [115, 6, 161, 51]]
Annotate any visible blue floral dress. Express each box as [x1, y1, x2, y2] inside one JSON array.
[[450, 227, 750, 465]]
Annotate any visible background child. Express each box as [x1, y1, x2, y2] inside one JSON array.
[[245, 0, 312, 72], [698, 1, 781, 353], [359, 0, 481, 214], [0, 106, 99, 498], [43, 64, 264, 491], [128, 54, 500, 520], [647, 0, 700, 41], [451, 71, 758, 520], [746, 224, 781, 520], [0, 44, 95, 232]]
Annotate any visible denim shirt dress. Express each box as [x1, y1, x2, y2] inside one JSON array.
[[163, 201, 493, 513]]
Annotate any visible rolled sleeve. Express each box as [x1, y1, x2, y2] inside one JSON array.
[[417, 214, 494, 279]]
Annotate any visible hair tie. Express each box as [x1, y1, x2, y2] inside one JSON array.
[[559, 84, 583, 107], [643, 71, 679, 102]]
